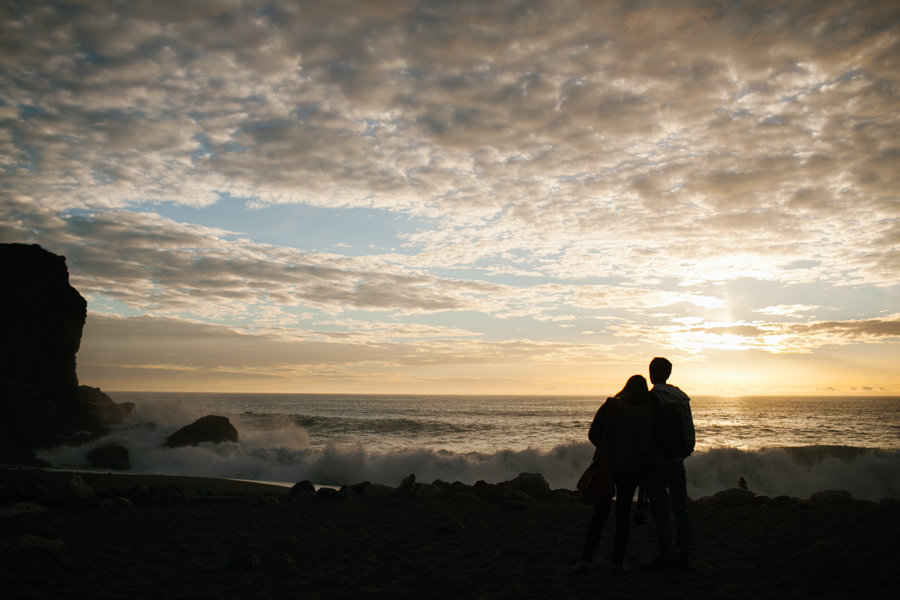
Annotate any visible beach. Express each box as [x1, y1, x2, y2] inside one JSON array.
[[2, 468, 898, 599]]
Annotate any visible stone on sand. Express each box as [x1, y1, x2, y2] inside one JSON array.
[[45, 474, 95, 503]]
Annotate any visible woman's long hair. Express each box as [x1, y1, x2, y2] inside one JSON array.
[[615, 374, 650, 408]]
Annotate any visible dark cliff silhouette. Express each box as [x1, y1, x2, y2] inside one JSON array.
[[0, 243, 134, 465]]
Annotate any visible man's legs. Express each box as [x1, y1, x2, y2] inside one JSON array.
[[645, 464, 673, 558], [668, 462, 691, 567]]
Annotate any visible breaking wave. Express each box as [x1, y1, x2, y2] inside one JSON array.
[[35, 399, 900, 501]]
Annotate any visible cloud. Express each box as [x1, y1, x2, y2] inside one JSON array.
[[0, 0, 897, 288], [612, 314, 900, 355]]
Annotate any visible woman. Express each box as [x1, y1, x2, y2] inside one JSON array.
[[572, 374, 653, 573]]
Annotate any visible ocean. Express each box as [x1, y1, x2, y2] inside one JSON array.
[[37, 393, 900, 501]]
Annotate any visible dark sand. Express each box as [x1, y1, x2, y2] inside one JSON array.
[[1, 468, 898, 599]]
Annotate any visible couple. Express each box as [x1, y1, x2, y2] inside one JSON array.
[[572, 357, 695, 573]]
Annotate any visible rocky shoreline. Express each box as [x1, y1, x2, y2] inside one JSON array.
[[2, 467, 899, 599]]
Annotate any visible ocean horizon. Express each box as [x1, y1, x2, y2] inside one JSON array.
[[36, 392, 900, 502]]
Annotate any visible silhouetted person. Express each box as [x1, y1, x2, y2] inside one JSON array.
[[642, 357, 695, 572], [572, 375, 653, 573]]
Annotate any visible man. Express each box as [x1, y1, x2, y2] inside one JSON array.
[[643, 357, 695, 572]]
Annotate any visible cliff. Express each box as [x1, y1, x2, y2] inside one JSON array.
[[0, 243, 133, 464]]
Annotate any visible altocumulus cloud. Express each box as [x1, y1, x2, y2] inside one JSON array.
[[1, 1, 899, 391]]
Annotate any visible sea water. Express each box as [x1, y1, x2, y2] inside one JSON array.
[[37, 393, 900, 501]]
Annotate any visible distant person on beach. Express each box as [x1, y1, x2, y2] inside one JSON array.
[[643, 357, 695, 572], [572, 374, 653, 573]]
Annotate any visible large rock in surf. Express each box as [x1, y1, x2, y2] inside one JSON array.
[[165, 415, 239, 448], [0, 243, 134, 464], [87, 445, 131, 471]]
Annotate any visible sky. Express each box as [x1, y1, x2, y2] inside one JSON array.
[[1, 0, 898, 396]]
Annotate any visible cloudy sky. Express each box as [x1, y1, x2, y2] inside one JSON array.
[[2, 0, 898, 395]]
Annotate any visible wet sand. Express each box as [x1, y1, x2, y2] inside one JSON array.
[[1, 468, 898, 599]]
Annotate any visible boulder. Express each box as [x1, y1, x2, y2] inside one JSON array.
[[165, 415, 238, 448], [500, 499, 529, 511], [515, 473, 551, 500], [348, 481, 371, 497], [437, 483, 475, 498], [414, 483, 441, 499], [286, 480, 316, 503], [0, 244, 133, 458], [339, 485, 360, 499], [391, 474, 416, 499], [87, 445, 130, 471], [810, 490, 857, 506], [502, 489, 533, 503], [45, 475, 95, 503], [713, 488, 760, 507], [764, 495, 796, 508], [126, 484, 151, 506], [879, 498, 899, 508], [316, 487, 345, 501]]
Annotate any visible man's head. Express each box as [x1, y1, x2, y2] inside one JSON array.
[[649, 357, 672, 384]]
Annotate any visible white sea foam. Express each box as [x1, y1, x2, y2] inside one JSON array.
[[37, 406, 900, 501]]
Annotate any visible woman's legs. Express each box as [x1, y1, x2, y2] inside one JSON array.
[[579, 497, 613, 562], [611, 471, 641, 566]]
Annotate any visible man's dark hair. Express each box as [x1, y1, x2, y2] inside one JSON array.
[[649, 357, 672, 384]]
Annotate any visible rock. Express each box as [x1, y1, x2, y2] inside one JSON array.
[[0, 244, 132, 458], [100, 497, 134, 511], [391, 474, 416, 499], [362, 484, 394, 499], [286, 480, 315, 503], [451, 492, 480, 504], [165, 415, 238, 448], [713, 488, 759, 507], [542, 489, 577, 503], [502, 489, 533, 502], [290, 491, 317, 504], [414, 483, 441, 499], [349, 481, 371, 497], [0, 535, 67, 559], [764, 495, 796, 508], [316, 487, 345, 501], [802, 541, 852, 578], [45, 475, 95, 503], [194, 488, 216, 498], [126, 484, 151, 506], [339, 485, 360, 499], [438, 483, 475, 498], [435, 522, 464, 534], [148, 485, 192, 505], [879, 498, 900, 508], [810, 490, 857, 506], [87, 445, 130, 471], [515, 473, 551, 500], [500, 499, 529, 511]]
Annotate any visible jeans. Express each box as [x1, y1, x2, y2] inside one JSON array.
[[646, 461, 690, 557], [579, 470, 641, 565]]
